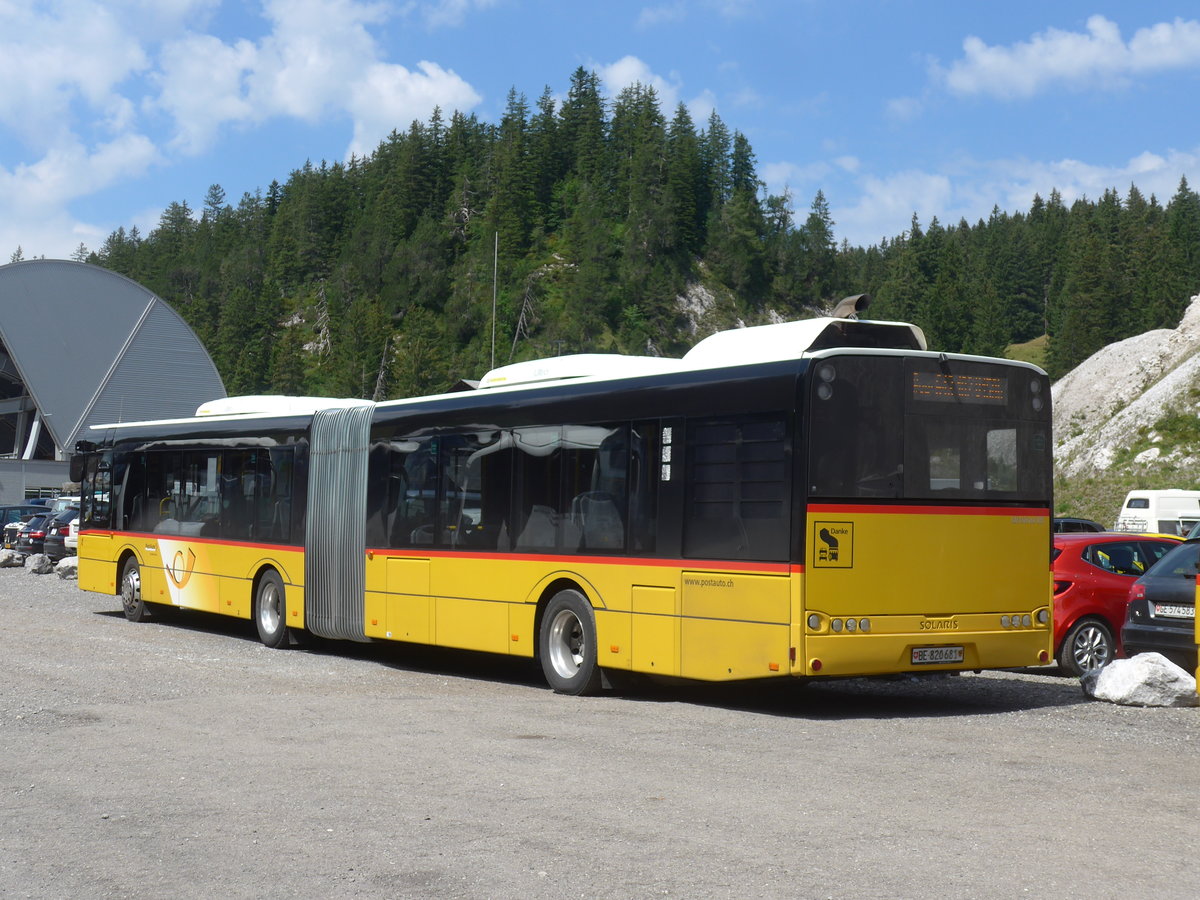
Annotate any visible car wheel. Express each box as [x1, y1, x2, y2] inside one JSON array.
[[1058, 617, 1114, 677], [539, 589, 603, 695], [119, 557, 152, 622], [254, 569, 289, 649]]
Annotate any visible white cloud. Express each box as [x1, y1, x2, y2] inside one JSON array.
[[598, 55, 684, 112], [155, 33, 259, 153], [637, 3, 686, 29], [687, 89, 717, 124], [885, 96, 922, 121], [0, 0, 483, 257], [403, 0, 499, 29], [150, 0, 482, 156], [347, 61, 482, 157], [936, 15, 1200, 100], [0, 133, 161, 258], [0, 1, 151, 150], [596, 56, 719, 125], [761, 160, 832, 192]]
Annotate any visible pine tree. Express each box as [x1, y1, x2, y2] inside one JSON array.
[[665, 103, 703, 255]]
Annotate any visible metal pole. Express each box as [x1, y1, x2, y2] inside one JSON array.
[[491, 231, 498, 370]]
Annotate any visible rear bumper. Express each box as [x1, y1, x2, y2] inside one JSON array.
[[802, 626, 1052, 676], [1121, 618, 1197, 670]]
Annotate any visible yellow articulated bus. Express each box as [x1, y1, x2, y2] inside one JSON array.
[[73, 310, 1054, 694]]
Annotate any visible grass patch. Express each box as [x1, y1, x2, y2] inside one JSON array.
[[1007, 334, 1047, 369]]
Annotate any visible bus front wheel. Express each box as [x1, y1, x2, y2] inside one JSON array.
[[254, 569, 289, 649], [119, 557, 151, 622], [539, 589, 602, 696]]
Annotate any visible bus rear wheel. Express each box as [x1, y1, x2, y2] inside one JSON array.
[[119, 557, 151, 622], [254, 570, 289, 649], [539, 589, 602, 696]]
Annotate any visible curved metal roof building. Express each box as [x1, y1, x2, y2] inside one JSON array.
[[0, 259, 225, 500]]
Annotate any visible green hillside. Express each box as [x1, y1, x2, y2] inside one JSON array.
[[86, 68, 1200, 401]]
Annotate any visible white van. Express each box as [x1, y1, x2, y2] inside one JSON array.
[[1113, 489, 1200, 536]]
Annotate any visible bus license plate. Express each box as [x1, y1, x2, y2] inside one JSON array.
[[912, 646, 964, 665], [1154, 603, 1195, 619]]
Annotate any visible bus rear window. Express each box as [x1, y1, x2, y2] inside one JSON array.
[[808, 356, 1049, 503]]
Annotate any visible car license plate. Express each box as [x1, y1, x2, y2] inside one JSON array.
[[912, 646, 964, 665], [1154, 603, 1195, 619]]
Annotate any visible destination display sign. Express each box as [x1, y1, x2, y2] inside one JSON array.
[[911, 371, 1007, 405]]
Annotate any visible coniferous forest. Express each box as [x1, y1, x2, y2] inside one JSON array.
[[86, 68, 1200, 399]]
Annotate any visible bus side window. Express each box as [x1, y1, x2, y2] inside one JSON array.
[[375, 437, 437, 549], [628, 421, 657, 553], [684, 415, 789, 561], [263, 449, 293, 542], [440, 432, 511, 551], [144, 452, 180, 535], [221, 450, 255, 539], [511, 424, 627, 553], [570, 424, 627, 551], [513, 427, 565, 551], [176, 451, 220, 537], [80, 453, 112, 529]]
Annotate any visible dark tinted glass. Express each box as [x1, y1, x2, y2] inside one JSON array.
[[684, 414, 789, 561], [1144, 540, 1200, 578], [808, 356, 1051, 502]]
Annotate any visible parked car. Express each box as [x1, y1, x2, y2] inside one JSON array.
[[0, 503, 51, 527], [15, 514, 52, 556], [43, 509, 78, 562], [3, 515, 32, 550], [1114, 489, 1200, 537], [1051, 533, 1181, 676], [1123, 539, 1199, 673], [65, 516, 78, 556], [1053, 517, 1106, 533], [46, 495, 80, 515]]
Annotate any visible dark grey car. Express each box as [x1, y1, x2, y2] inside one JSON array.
[[1123, 539, 1198, 672], [43, 509, 78, 562]]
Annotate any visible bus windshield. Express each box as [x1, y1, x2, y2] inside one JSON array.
[[806, 355, 1051, 503]]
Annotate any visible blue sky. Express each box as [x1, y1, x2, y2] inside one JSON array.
[[5, 1, 1200, 259]]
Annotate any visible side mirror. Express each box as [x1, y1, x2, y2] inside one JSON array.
[[68, 454, 87, 484]]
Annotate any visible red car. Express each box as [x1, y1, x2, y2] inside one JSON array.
[[1052, 532, 1180, 676]]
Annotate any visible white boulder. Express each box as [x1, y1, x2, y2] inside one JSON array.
[[1081, 653, 1198, 707], [55, 556, 78, 580], [24, 553, 54, 575], [0, 548, 24, 568]]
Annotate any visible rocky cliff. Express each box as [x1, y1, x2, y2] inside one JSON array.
[[1052, 294, 1200, 479]]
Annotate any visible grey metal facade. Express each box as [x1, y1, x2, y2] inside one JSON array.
[[0, 259, 226, 501]]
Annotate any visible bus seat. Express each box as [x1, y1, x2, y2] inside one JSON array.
[[574, 492, 623, 549], [516, 505, 557, 550]]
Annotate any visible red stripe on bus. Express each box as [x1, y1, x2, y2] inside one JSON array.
[[806, 504, 1049, 517], [79, 530, 801, 574]]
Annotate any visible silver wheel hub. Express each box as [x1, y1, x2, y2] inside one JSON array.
[[121, 567, 140, 613], [259, 581, 282, 634], [547, 608, 585, 678], [1071, 624, 1110, 672]]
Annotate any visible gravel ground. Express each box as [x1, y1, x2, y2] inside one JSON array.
[[1, 565, 1198, 900]]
